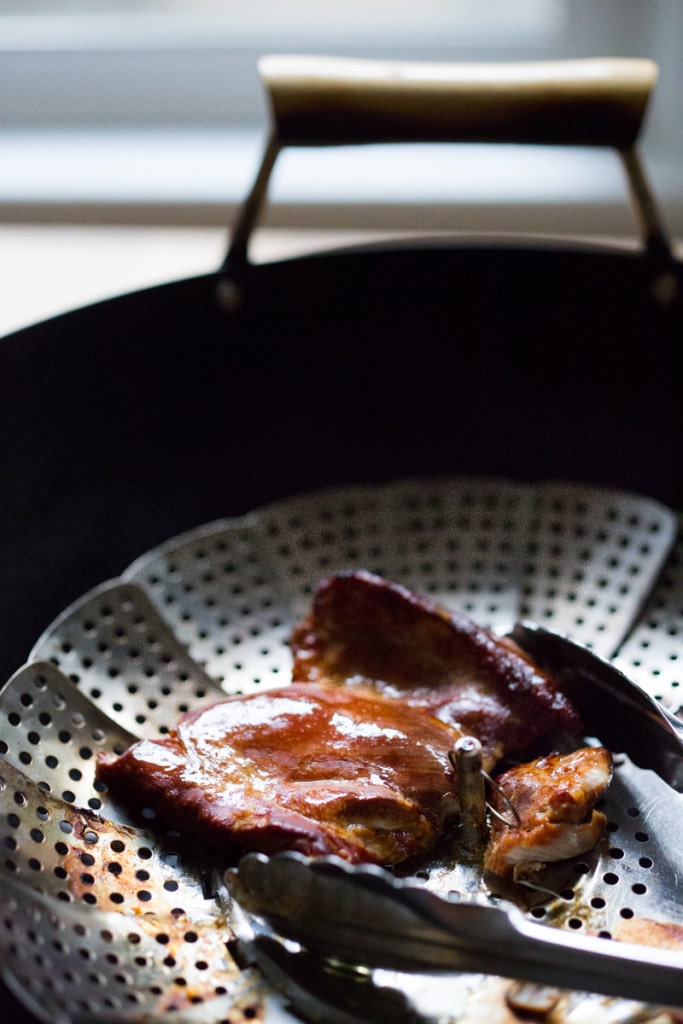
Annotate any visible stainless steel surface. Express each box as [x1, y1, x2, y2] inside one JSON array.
[[1, 477, 682, 1023], [613, 525, 683, 712]]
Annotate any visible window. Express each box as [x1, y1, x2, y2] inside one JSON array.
[[1, 1, 568, 129], [1, 1, 681, 235]]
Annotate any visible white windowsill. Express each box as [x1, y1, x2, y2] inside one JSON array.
[[2, 129, 682, 237]]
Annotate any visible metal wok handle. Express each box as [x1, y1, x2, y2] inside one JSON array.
[[259, 54, 657, 148], [223, 55, 670, 279]]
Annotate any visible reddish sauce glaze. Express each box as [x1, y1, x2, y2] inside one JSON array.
[[98, 681, 461, 865], [291, 570, 581, 762]]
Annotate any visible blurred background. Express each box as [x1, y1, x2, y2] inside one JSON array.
[[1, 0, 681, 332]]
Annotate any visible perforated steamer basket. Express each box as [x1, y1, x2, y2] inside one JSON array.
[[1, 476, 682, 1024]]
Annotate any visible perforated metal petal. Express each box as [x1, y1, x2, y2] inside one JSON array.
[[0, 660, 136, 819], [124, 478, 676, 693], [252, 477, 534, 632], [0, 661, 283, 1023], [30, 582, 225, 737], [0, 874, 273, 1024], [123, 479, 536, 672], [519, 483, 677, 658], [124, 517, 296, 694], [613, 517, 683, 713], [0, 758, 196, 908], [0, 754, 278, 1022]]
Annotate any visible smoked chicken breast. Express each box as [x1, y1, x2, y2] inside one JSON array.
[[291, 570, 581, 763], [97, 572, 596, 871], [98, 681, 463, 866]]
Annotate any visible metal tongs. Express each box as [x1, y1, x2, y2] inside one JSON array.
[[509, 622, 683, 793], [229, 850, 683, 1009], [227, 626, 683, 1008]]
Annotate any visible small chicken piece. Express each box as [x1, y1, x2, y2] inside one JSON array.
[[97, 681, 463, 866], [484, 746, 612, 880], [291, 570, 581, 764]]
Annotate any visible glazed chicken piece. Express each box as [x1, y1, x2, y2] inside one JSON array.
[[97, 681, 463, 866], [291, 570, 581, 764], [484, 746, 613, 880]]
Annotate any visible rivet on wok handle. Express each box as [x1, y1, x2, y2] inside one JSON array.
[[221, 54, 672, 277]]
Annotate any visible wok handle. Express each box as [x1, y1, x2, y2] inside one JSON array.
[[222, 56, 670, 278], [258, 55, 657, 149]]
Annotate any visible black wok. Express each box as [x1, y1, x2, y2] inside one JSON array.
[[0, 54, 682, 1024]]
